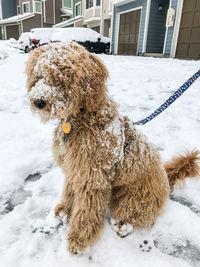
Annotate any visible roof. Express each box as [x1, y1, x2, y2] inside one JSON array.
[[60, 8, 73, 17], [53, 15, 83, 28], [0, 13, 35, 24]]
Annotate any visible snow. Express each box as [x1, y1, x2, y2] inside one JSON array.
[[0, 49, 8, 59], [30, 27, 110, 44], [0, 41, 200, 267], [51, 27, 110, 43], [0, 13, 34, 24]]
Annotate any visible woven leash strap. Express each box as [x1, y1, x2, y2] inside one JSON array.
[[134, 69, 200, 125]]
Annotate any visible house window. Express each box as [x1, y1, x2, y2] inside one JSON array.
[[63, 0, 71, 8], [23, 2, 30, 13], [96, 0, 100, 6], [86, 0, 93, 9], [75, 2, 81, 16], [34, 1, 42, 13], [17, 5, 20, 14]]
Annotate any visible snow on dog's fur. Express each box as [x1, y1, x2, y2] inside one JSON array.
[[25, 42, 200, 254]]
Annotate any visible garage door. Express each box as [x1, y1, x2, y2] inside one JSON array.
[[176, 0, 200, 59], [6, 25, 19, 40], [118, 9, 141, 55]]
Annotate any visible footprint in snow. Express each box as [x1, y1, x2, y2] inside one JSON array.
[[1, 168, 51, 215], [32, 221, 64, 236], [1, 187, 32, 215], [170, 194, 200, 215], [139, 240, 154, 252], [154, 238, 200, 267]]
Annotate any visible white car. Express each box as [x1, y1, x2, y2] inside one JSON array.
[[18, 32, 31, 53]]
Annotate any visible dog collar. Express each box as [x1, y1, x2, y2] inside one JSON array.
[[62, 118, 72, 143]]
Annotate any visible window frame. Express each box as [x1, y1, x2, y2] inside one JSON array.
[[62, 0, 72, 8], [34, 1, 42, 14], [96, 0, 100, 6], [75, 2, 81, 17], [86, 0, 93, 9], [17, 5, 20, 14], [22, 2, 30, 13]]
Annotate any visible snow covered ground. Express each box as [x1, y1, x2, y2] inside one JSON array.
[[0, 41, 200, 267]]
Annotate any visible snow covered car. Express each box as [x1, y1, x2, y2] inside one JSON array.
[[30, 27, 110, 54], [18, 32, 31, 53], [51, 28, 110, 54], [29, 28, 54, 50]]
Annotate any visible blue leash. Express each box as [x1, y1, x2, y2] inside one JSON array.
[[134, 69, 200, 125]]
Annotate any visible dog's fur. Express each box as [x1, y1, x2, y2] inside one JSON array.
[[26, 42, 200, 254]]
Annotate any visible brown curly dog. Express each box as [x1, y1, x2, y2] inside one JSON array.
[[25, 42, 200, 254]]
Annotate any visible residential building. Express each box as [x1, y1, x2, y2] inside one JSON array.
[[111, 0, 200, 59], [102, 0, 113, 37], [54, 0, 112, 37], [0, 0, 70, 40], [0, 0, 17, 39], [84, 0, 101, 32], [53, 0, 86, 29]]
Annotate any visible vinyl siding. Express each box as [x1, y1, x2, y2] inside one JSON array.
[[1, 0, 16, 19], [85, 8, 93, 19], [103, 0, 110, 19], [22, 13, 42, 32], [45, 0, 54, 24], [112, 0, 147, 54], [95, 7, 101, 16], [55, 0, 63, 24]]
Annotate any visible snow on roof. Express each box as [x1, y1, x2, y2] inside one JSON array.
[[53, 15, 83, 28], [0, 13, 34, 24], [60, 7, 73, 16], [113, 0, 132, 5]]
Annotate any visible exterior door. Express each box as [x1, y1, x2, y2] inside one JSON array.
[[118, 9, 141, 55], [146, 0, 170, 54], [176, 0, 200, 59]]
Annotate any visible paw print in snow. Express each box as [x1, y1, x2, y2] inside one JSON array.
[[139, 240, 154, 252]]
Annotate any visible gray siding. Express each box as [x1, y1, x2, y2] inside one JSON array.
[[112, 0, 147, 54], [2, 0, 16, 19], [163, 0, 178, 56], [45, 0, 54, 24], [55, 0, 63, 24], [22, 14, 42, 32]]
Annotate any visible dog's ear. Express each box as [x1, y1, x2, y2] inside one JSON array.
[[85, 54, 109, 112]]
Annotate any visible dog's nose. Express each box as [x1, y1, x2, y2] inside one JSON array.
[[33, 99, 46, 109]]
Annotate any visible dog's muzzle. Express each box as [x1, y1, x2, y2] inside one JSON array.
[[33, 99, 46, 109]]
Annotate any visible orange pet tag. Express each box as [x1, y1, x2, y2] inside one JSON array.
[[62, 121, 71, 134]]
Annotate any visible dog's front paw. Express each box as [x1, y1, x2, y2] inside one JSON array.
[[110, 218, 134, 238], [54, 203, 68, 217], [67, 233, 86, 255]]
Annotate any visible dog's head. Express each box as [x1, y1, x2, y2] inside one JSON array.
[[25, 42, 108, 121]]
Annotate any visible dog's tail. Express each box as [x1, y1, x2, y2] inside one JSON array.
[[164, 150, 200, 192]]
